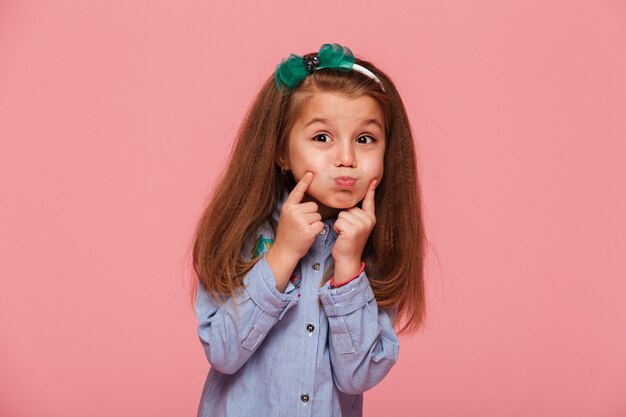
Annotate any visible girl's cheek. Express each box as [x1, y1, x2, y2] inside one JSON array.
[[375, 162, 385, 181], [297, 166, 317, 181], [291, 164, 308, 180]]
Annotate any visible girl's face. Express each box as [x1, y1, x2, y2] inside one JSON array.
[[280, 91, 386, 219]]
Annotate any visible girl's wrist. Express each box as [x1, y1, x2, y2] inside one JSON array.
[[266, 245, 300, 292], [267, 242, 300, 267], [331, 261, 365, 288], [332, 257, 363, 285]]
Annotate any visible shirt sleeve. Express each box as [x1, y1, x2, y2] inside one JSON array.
[[195, 254, 300, 375], [317, 270, 400, 394]]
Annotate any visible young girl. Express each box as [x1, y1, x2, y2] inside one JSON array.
[[191, 42, 426, 417]]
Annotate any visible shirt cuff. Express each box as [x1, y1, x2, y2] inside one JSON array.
[[317, 270, 375, 317], [243, 254, 299, 320]]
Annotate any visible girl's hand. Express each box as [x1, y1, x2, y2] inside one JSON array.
[[332, 179, 378, 281], [271, 172, 324, 264]]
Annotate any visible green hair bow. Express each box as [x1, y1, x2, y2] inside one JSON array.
[[274, 43, 355, 91]]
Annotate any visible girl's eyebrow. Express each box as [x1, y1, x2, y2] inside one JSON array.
[[304, 117, 384, 130], [304, 117, 332, 128], [360, 118, 384, 130]]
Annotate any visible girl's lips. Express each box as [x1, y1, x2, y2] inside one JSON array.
[[335, 177, 356, 187]]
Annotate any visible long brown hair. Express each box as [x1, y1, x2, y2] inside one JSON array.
[[191, 52, 427, 335]]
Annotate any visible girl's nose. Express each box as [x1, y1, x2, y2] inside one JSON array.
[[335, 141, 356, 167]]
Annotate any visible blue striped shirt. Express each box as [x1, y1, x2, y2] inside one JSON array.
[[195, 191, 400, 416]]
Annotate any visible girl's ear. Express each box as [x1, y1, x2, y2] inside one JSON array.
[[275, 152, 289, 171]]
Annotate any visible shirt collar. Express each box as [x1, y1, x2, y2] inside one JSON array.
[[327, 216, 338, 240]]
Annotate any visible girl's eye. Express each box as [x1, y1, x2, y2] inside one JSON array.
[[313, 134, 331, 143], [357, 135, 376, 144]]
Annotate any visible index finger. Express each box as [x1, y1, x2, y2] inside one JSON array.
[[286, 172, 313, 204], [361, 178, 377, 217]]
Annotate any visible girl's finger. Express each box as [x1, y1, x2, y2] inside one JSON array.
[[333, 218, 345, 235], [345, 206, 370, 225], [338, 210, 359, 225], [297, 201, 319, 213], [303, 212, 322, 224], [361, 179, 377, 218], [310, 221, 325, 235], [286, 172, 313, 204]]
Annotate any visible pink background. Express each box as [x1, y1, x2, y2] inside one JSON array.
[[1, 0, 625, 416]]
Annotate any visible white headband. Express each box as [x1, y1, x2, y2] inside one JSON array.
[[351, 63, 385, 92]]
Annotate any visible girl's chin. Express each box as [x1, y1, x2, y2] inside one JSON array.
[[321, 195, 362, 209]]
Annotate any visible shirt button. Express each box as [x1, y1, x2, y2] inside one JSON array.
[[306, 323, 315, 332], [312, 262, 320, 271], [320, 228, 326, 235], [301, 394, 310, 403]]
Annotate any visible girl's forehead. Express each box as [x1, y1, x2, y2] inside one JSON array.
[[296, 91, 384, 128]]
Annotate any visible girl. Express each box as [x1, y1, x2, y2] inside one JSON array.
[[191, 43, 426, 417]]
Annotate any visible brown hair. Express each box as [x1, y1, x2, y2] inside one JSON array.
[[190, 53, 427, 335]]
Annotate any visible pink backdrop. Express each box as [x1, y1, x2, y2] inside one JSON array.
[[1, 0, 625, 416]]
